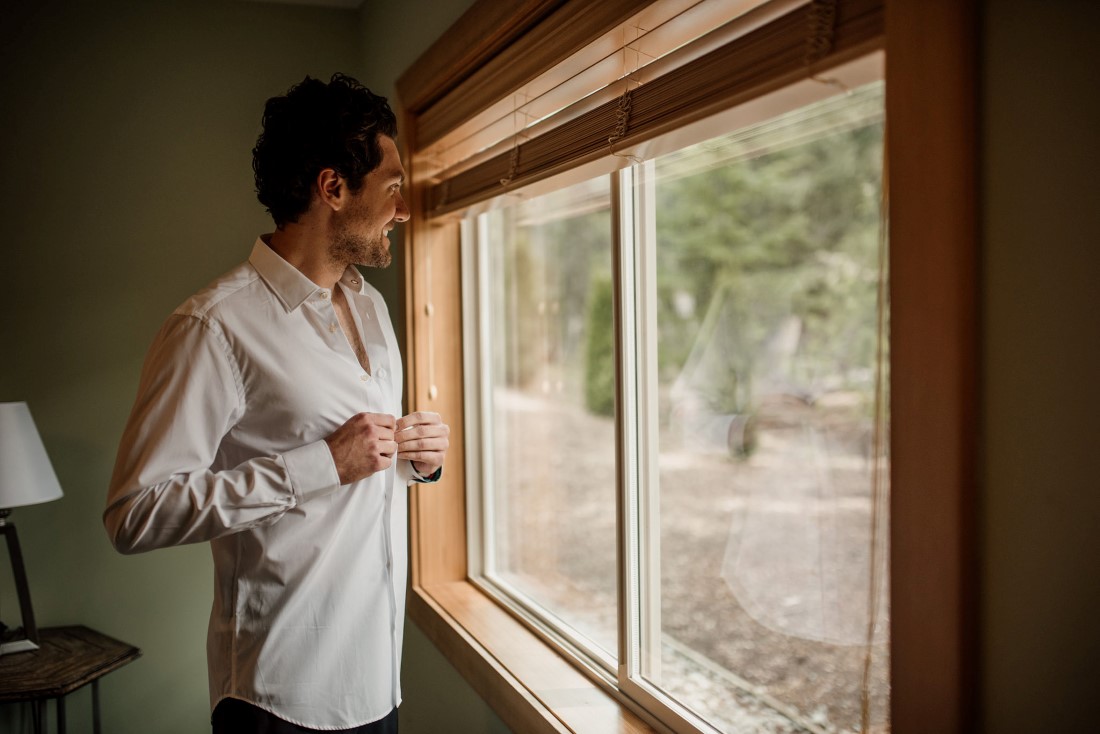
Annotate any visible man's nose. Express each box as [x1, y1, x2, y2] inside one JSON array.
[[394, 192, 410, 223]]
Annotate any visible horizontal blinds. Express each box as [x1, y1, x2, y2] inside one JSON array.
[[414, 0, 781, 182], [423, 0, 884, 218], [397, 0, 565, 116], [412, 0, 654, 148]]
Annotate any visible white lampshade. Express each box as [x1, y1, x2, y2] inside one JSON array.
[[0, 402, 64, 510]]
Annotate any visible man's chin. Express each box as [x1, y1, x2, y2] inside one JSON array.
[[359, 247, 392, 269], [376, 237, 394, 267]]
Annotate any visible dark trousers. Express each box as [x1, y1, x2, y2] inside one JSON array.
[[212, 698, 398, 734]]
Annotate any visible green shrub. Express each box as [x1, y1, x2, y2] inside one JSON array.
[[584, 276, 615, 416]]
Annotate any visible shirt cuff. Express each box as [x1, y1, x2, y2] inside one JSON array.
[[410, 464, 443, 484], [282, 440, 342, 502]]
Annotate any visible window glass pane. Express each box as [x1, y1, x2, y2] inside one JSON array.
[[480, 176, 618, 659], [641, 81, 889, 732]]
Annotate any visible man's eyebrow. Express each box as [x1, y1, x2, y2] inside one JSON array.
[[379, 168, 405, 184]]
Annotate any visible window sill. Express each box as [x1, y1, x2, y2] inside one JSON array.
[[409, 581, 659, 734]]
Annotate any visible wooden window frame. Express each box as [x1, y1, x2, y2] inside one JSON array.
[[398, 1, 978, 732]]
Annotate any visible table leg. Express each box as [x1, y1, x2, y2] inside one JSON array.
[[93, 678, 102, 734], [32, 699, 45, 734], [56, 694, 66, 734]]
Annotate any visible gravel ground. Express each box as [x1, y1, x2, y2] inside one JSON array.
[[492, 389, 890, 733]]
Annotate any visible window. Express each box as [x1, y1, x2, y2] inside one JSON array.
[[464, 70, 889, 732], [470, 176, 619, 662], [400, 1, 977, 732]]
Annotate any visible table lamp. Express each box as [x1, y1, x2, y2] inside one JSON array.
[[0, 402, 64, 655]]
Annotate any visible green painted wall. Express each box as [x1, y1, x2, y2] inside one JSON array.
[[0, 1, 361, 731], [0, 1, 508, 732]]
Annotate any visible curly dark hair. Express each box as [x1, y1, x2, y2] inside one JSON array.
[[252, 73, 397, 227]]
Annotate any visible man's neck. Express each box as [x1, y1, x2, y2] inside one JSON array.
[[266, 224, 344, 289]]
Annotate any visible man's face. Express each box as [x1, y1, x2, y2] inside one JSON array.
[[329, 134, 409, 269]]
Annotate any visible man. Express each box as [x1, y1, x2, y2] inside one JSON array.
[[104, 73, 448, 734]]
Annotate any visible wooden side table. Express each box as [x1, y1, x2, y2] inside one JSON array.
[[0, 625, 141, 734]]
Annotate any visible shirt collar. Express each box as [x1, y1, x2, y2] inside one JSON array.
[[249, 237, 369, 311], [338, 266, 369, 297]]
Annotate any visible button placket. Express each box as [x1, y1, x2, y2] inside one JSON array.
[[314, 294, 340, 347]]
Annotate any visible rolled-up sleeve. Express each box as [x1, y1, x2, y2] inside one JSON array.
[[104, 313, 341, 554]]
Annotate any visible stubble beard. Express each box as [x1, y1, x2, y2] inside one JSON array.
[[330, 229, 392, 269], [329, 197, 393, 269]]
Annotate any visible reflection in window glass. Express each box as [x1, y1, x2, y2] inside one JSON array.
[[644, 82, 890, 732], [480, 176, 617, 659]]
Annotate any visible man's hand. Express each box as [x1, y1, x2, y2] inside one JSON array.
[[324, 412, 398, 485], [395, 411, 449, 478]]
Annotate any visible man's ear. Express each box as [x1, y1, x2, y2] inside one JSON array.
[[315, 168, 345, 212]]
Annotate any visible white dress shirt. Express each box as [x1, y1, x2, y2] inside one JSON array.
[[105, 238, 430, 729]]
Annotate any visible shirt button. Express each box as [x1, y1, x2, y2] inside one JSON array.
[[319, 291, 329, 300], [329, 323, 338, 333], [361, 374, 369, 381], [378, 368, 387, 378]]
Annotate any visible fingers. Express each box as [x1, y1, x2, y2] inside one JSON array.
[[396, 443, 445, 458], [396, 412, 448, 478], [325, 412, 400, 484], [363, 412, 396, 430], [396, 411, 442, 432], [327, 412, 447, 484], [354, 413, 397, 458], [395, 432, 446, 454], [396, 413, 449, 442], [395, 424, 449, 457]]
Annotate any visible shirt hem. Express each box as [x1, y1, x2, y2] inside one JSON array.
[[212, 694, 400, 731]]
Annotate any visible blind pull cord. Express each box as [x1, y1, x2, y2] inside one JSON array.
[[805, 0, 849, 92], [609, 25, 651, 164]]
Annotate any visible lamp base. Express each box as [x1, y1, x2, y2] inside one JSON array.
[[0, 638, 39, 656], [0, 514, 40, 654]]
